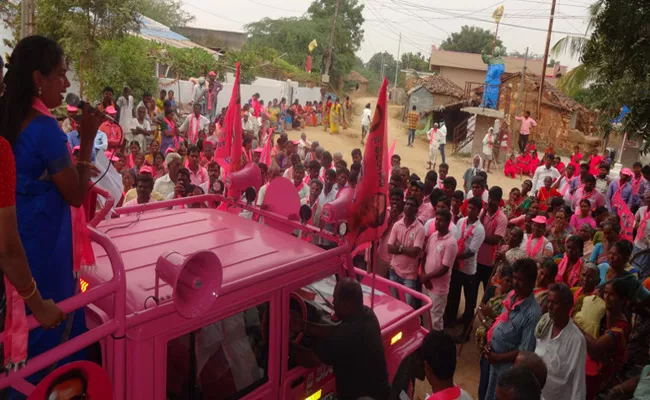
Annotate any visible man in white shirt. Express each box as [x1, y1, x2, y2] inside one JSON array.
[[531, 154, 560, 194], [154, 152, 182, 198], [445, 197, 485, 333], [535, 283, 587, 400], [241, 112, 255, 136], [318, 169, 339, 249], [360, 102, 372, 144], [290, 163, 310, 201], [180, 103, 211, 145], [128, 105, 151, 150], [297, 132, 311, 160], [116, 86, 134, 135]]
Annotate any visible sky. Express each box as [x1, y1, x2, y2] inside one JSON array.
[[180, 0, 595, 69]]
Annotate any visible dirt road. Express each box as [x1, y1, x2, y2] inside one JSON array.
[[283, 96, 526, 398]]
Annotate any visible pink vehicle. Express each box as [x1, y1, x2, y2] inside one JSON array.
[[0, 191, 431, 399]]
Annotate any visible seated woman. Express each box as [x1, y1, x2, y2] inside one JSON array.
[[537, 176, 561, 213], [503, 153, 517, 178], [515, 150, 533, 176], [590, 221, 621, 283], [501, 187, 522, 220], [4, 36, 103, 385], [475, 265, 514, 400], [529, 149, 540, 172], [555, 235, 585, 287], [303, 101, 315, 127], [534, 257, 558, 313], [492, 227, 526, 286], [579, 223, 596, 260], [571, 263, 600, 315], [571, 199, 597, 231], [547, 209, 576, 256], [584, 280, 632, 400]]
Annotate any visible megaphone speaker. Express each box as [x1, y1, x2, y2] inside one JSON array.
[[226, 162, 262, 193], [321, 187, 354, 224], [156, 250, 223, 318]]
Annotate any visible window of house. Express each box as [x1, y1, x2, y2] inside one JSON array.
[[166, 302, 270, 400]]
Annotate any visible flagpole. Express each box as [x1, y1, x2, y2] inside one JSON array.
[[370, 240, 378, 309]]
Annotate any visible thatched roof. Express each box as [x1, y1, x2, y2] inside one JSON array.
[[345, 70, 369, 84], [412, 75, 464, 99], [502, 72, 589, 112]]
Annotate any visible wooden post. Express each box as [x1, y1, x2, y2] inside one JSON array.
[[321, 0, 341, 105], [537, 0, 557, 118]]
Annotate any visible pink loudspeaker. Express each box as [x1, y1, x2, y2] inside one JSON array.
[[263, 177, 301, 233], [321, 187, 354, 223], [226, 162, 263, 193], [155, 250, 222, 318]]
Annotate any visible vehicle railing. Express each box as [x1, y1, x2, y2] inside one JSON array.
[[355, 267, 432, 334], [113, 194, 343, 245], [0, 200, 128, 396]]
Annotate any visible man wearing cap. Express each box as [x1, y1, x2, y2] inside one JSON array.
[[99, 106, 122, 150], [521, 215, 553, 262], [191, 77, 208, 115], [61, 105, 78, 134], [123, 166, 166, 203], [531, 154, 560, 194], [606, 168, 634, 211]]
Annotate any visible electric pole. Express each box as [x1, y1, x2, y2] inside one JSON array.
[[537, 0, 557, 118], [21, 0, 36, 38], [394, 33, 401, 89], [380, 51, 385, 81], [321, 0, 341, 101]]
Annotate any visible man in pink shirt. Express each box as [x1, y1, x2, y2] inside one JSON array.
[[187, 145, 208, 186], [571, 174, 605, 212], [514, 111, 537, 153], [477, 187, 508, 291], [388, 196, 425, 309], [420, 209, 458, 330]]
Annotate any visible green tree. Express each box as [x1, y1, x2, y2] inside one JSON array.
[[440, 25, 504, 54], [400, 52, 429, 72], [245, 0, 364, 89], [550, 1, 602, 96], [139, 0, 194, 27], [86, 36, 157, 100], [366, 51, 397, 84], [581, 0, 650, 152]]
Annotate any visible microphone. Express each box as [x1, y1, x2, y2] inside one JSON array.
[[65, 93, 117, 124]]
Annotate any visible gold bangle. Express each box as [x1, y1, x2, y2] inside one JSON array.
[[77, 160, 93, 168], [16, 278, 35, 295], [19, 282, 38, 300]]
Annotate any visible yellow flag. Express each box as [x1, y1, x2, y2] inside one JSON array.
[[492, 5, 504, 23], [308, 39, 318, 53]]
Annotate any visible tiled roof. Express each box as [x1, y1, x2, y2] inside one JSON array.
[[345, 70, 369, 83], [410, 75, 464, 99]]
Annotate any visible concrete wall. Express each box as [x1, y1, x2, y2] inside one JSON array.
[[158, 76, 322, 113], [408, 87, 433, 113], [439, 66, 485, 90], [171, 27, 246, 51]]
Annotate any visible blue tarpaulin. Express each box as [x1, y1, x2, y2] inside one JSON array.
[[481, 63, 505, 109]]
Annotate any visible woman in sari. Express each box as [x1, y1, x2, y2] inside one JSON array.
[[534, 257, 558, 313], [343, 96, 352, 129], [515, 150, 533, 176], [501, 187, 522, 219], [330, 99, 342, 134], [584, 280, 632, 400], [304, 101, 314, 126], [590, 221, 621, 283], [503, 153, 517, 178], [537, 176, 561, 213], [569, 145, 583, 178], [323, 96, 332, 131], [160, 108, 178, 154], [152, 151, 166, 179], [529, 149, 540, 173], [1, 36, 102, 385], [548, 209, 575, 256], [579, 223, 596, 260], [145, 139, 160, 165]]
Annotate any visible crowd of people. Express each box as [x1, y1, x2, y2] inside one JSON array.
[[4, 35, 650, 400]]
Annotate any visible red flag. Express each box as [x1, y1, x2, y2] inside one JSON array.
[[347, 79, 390, 247], [612, 184, 634, 241], [260, 129, 273, 166], [221, 63, 243, 198]]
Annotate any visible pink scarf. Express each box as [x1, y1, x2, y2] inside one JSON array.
[[556, 255, 583, 287], [487, 291, 525, 343], [188, 114, 201, 144], [525, 235, 545, 258], [637, 207, 650, 241], [165, 117, 179, 149], [632, 175, 643, 195]]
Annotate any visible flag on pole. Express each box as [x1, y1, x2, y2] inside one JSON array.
[[492, 5, 505, 23], [612, 185, 634, 242], [308, 39, 318, 53], [222, 62, 243, 197], [347, 78, 390, 247], [260, 129, 273, 166]]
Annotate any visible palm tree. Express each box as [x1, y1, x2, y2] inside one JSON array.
[[551, 1, 602, 96]]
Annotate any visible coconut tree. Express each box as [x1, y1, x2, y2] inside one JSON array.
[[550, 1, 602, 96]]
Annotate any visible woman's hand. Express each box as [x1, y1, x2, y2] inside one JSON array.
[[31, 298, 66, 329], [78, 105, 102, 143]]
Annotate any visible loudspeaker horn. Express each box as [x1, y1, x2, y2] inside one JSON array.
[[225, 162, 262, 193], [155, 250, 222, 319], [321, 187, 354, 224]]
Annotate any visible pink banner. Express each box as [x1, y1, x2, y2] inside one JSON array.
[[612, 187, 634, 241], [221, 63, 243, 198], [260, 129, 273, 166], [346, 79, 390, 247]]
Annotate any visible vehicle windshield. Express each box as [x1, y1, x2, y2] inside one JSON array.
[[166, 302, 269, 400]]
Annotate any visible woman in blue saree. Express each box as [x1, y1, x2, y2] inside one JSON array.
[[1, 36, 102, 392]]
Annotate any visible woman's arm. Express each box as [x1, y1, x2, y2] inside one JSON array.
[[50, 109, 101, 207], [583, 329, 617, 361]]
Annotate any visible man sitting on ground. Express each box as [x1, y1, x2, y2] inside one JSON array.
[[420, 330, 472, 399]]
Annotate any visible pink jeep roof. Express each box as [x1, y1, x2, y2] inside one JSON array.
[[90, 208, 326, 316]]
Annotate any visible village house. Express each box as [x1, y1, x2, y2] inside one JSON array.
[[344, 71, 369, 94], [428, 45, 567, 90], [498, 72, 599, 153]]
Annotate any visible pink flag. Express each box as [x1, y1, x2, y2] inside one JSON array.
[[612, 186, 634, 241], [346, 79, 390, 247], [260, 129, 273, 166], [221, 63, 243, 198]]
